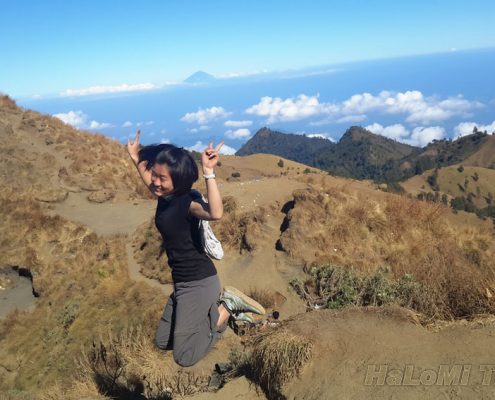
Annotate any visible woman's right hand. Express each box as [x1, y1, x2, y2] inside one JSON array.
[[127, 130, 141, 163]]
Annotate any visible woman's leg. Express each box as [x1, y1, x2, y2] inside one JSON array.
[[217, 303, 230, 327], [155, 292, 176, 350], [172, 275, 223, 367]]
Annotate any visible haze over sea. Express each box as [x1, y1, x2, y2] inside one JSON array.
[[19, 48, 495, 154]]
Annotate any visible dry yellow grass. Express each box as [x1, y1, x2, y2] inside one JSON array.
[[279, 176, 495, 319], [132, 218, 172, 284], [215, 208, 267, 253], [250, 329, 313, 398], [0, 189, 164, 395]]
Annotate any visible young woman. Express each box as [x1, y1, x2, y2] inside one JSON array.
[[127, 130, 265, 367]]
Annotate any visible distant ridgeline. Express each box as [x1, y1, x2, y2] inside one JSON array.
[[236, 127, 494, 182]]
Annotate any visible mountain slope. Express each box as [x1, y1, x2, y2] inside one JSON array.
[[237, 126, 419, 180], [236, 127, 335, 167], [314, 126, 418, 180], [237, 127, 493, 182]]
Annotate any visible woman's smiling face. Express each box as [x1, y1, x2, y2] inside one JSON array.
[[150, 163, 175, 196]]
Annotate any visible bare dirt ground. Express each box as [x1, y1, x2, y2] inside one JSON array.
[[283, 308, 495, 400], [45, 172, 495, 399]]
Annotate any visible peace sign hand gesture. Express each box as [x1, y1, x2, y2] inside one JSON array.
[[201, 141, 223, 173], [127, 130, 141, 163]]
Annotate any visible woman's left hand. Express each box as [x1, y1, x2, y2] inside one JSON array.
[[201, 141, 224, 172]]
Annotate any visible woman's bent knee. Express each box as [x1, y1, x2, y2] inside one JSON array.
[[173, 349, 198, 367]]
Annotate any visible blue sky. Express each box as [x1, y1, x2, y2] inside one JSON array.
[[1, 0, 495, 98], [2, 1, 495, 152]]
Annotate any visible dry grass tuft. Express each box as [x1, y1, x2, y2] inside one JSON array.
[[250, 329, 313, 398], [0, 94, 19, 110], [222, 195, 238, 214], [76, 326, 208, 399], [132, 218, 172, 284], [215, 208, 267, 253], [248, 287, 276, 309]]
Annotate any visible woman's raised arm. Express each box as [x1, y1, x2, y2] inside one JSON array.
[[189, 142, 224, 221], [127, 130, 152, 189]]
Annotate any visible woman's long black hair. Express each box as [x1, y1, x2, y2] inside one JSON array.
[[138, 144, 198, 196]]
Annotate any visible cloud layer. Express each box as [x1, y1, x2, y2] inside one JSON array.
[[246, 90, 482, 125], [60, 83, 162, 97], [365, 123, 446, 147], [225, 128, 251, 139], [54, 110, 112, 130], [186, 140, 236, 155], [454, 120, 495, 137], [181, 106, 231, 125]]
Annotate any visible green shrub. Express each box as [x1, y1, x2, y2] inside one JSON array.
[[290, 264, 435, 317]]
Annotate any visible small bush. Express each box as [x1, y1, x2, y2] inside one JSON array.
[[231, 171, 241, 178], [250, 330, 312, 398], [290, 265, 436, 318], [248, 287, 276, 309], [222, 195, 238, 214], [216, 208, 267, 253]]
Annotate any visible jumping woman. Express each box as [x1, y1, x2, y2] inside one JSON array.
[[127, 130, 265, 367]]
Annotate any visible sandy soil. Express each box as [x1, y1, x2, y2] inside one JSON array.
[[51, 191, 156, 236], [31, 160, 495, 400], [282, 308, 495, 399], [0, 268, 36, 319]]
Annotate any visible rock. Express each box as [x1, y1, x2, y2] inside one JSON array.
[[87, 190, 115, 203], [35, 189, 68, 203]]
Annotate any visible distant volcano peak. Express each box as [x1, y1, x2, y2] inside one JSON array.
[[184, 71, 216, 83]]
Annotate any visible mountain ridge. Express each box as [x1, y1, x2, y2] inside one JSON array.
[[237, 126, 493, 182]]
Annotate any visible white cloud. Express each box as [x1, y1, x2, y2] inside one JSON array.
[[365, 123, 409, 140], [247, 90, 482, 125], [89, 120, 113, 129], [60, 82, 162, 97], [454, 120, 495, 137], [225, 128, 251, 139], [122, 121, 133, 128], [160, 138, 170, 144], [246, 94, 338, 123], [135, 121, 153, 127], [199, 125, 211, 131], [365, 122, 445, 147], [336, 114, 367, 123], [181, 106, 231, 125], [306, 133, 336, 142], [218, 143, 237, 155], [188, 128, 199, 133], [54, 110, 87, 128], [342, 91, 481, 124], [224, 120, 253, 128], [405, 126, 446, 147], [54, 110, 112, 130], [186, 141, 236, 155], [217, 69, 269, 78]]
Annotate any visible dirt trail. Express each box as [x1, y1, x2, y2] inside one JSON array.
[[52, 191, 156, 236], [125, 243, 172, 295], [281, 308, 495, 399], [50, 176, 307, 308]]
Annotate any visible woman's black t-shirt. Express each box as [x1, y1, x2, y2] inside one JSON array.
[[155, 190, 217, 283]]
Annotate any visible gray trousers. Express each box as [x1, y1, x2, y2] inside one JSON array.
[[155, 274, 227, 367]]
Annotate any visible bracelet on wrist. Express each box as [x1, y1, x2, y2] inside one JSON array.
[[203, 173, 216, 180]]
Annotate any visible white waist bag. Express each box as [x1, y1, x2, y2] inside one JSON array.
[[192, 190, 224, 260], [199, 219, 224, 260]]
